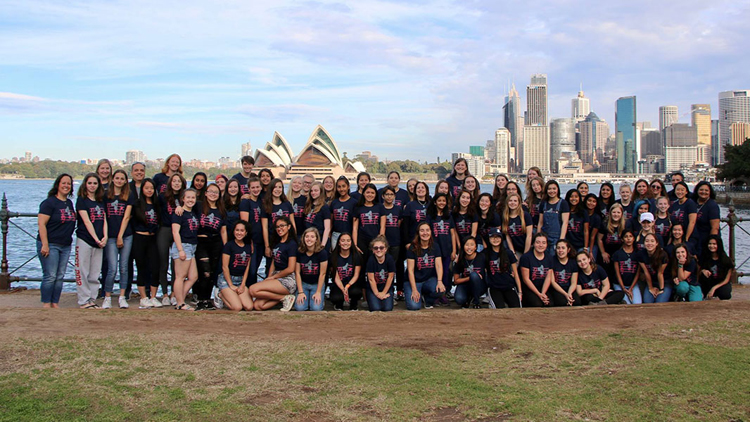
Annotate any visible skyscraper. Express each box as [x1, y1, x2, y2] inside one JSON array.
[[550, 118, 576, 173], [495, 128, 511, 173], [571, 90, 590, 123], [578, 112, 609, 166], [659, 106, 679, 132], [616, 96, 637, 173], [522, 125, 550, 173], [503, 84, 522, 148], [241, 141, 252, 158], [718, 90, 750, 163], [526, 74, 548, 126]]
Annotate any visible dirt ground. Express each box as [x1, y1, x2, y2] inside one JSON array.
[[1, 286, 749, 347]]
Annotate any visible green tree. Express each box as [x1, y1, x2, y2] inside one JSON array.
[[717, 139, 750, 182]]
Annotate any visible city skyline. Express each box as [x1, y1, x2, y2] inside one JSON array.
[[1, 1, 748, 162]]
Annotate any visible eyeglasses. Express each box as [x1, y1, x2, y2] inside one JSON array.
[[372, 246, 386, 251], [276, 224, 289, 229]]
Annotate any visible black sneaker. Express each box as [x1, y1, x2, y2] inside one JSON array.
[[472, 304, 481, 309], [202, 301, 216, 310], [194, 301, 206, 311]]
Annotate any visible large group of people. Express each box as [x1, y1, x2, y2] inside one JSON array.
[[36, 155, 735, 312]]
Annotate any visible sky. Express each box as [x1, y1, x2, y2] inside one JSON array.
[[1, 0, 748, 163]]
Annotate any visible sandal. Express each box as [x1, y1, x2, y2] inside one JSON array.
[[176, 303, 194, 311], [80, 302, 99, 309]]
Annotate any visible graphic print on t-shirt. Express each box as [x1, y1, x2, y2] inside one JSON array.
[[146, 209, 158, 225], [90, 205, 106, 222], [555, 269, 571, 285], [568, 219, 582, 232], [375, 269, 387, 285], [272, 208, 288, 223], [232, 251, 249, 269], [338, 262, 353, 280], [620, 257, 637, 274], [333, 206, 350, 222], [60, 206, 76, 222], [489, 258, 502, 275], [433, 220, 450, 235], [360, 210, 379, 225], [188, 216, 199, 231], [201, 213, 222, 230], [531, 265, 547, 280], [507, 222, 523, 236], [301, 261, 319, 276], [107, 199, 126, 216], [385, 212, 399, 227], [417, 252, 435, 270]]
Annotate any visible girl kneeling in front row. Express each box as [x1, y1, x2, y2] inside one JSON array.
[[405, 222, 445, 310], [671, 244, 702, 302], [366, 235, 396, 312], [249, 216, 298, 311], [295, 228, 328, 312], [485, 228, 522, 308], [217, 220, 254, 311], [328, 232, 363, 311], [453, 236, 486, 308], [575, 251, 624, 305]]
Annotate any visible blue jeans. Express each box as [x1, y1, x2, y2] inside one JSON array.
[[366, 288, 394, 312], [104, 235, 133, 293], [675, 281, 703, 302], [440, 256, 453, 292], [295, 282, 325, 311], [643, 284, 673, 303], [404, 277, 439, 310], [37, 241, 71, 304], [454, 272, 486, 306], [613, 283, 643, 305]]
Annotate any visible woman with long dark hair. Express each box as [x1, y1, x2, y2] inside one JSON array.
[[564, 189, 589, 252], [261, 178, 296, 277], [131, 178, 163, 308], [156, 173, 186, 305], [692, 181, 720, 258], [239, 176, 264, 285], [37, 174, 76, 308], [476, 193, 501, 250], [190, 172, 208, 202], [249, 216, 298, 311], [484, 228, 522, 309], [446, 158, 470, 199], [575, 251, 624, 305], [638, 233, 670, 303], [102, 169, 134, 309], [549, 240, 580, 306], [452, 236, 485, 308], [353, 183, 383, 264], [194, 183, 227, 310], [668, 181, 697, 243], [598, 182, 616, 218], [699, 235, 733, 300], [328, 232, 363, 311], [519, 232, 553, 307], [502, 193, 532, 258], [405, 222, 445, 310], [537, 180, 570, 252], [329, 176, 357, 250], [427, 192, 457, 303]]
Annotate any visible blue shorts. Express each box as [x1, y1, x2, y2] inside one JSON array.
[[170, 243, 197, 260], [217, 273, 243, 290]]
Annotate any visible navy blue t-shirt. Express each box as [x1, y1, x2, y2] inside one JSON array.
[[677, 259, 698, 286], [38, 196, 76, 246], [429, 213, 454, 258], [231, 173, 250, 195], [523, 202, 542, 227], [297, 249, 329, 285], [519, 251, 553, 290], [239, 197, 263, 244], [152, 173, 169, 194], [75, 197, 106, 248], [407, 243, 442, 283], [552, 257, 578, 289], [261, 202, 295, 228], [105, 192, 135, 238], [271, 238, 297, 272], [477, 213, 502, 247], [695, 199, 720, 245], [304, 205, 331, 240], [329, 197, 357, 234], [157, 192, 179, 227], [366, 254, 396, 290], [223, 240, 253, 277], [132, 202, 159, 235], [354, 204, 384, 243], [599, 221, 623, 254], [578, 266, 608, 290], [566, 211, 589, 250], [654, 215, 672, 245], [197, 206, 225, 237], [445, 175, 464, 198], [453, 211, 477, 239], [381, 205, 402, 247], [636, 248, 669, 282], [669, 199, 698, 236], [453, 252, 486, 280], [403, 200, 429, 242], [173, 209, 200, 245], [377, 187, 410, 209], [485, 248, 518, 290], [332, 252, 362, 285], [617, 200, 635, 221], [505, 212, 532, 252], [291, 195, 308, 235], [612, 248, 639, 287]]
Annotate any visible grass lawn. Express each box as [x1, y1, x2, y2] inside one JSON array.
[[1, 318, 749, 421]]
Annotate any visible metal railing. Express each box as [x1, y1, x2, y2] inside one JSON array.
[[0, 192, 748, 290]]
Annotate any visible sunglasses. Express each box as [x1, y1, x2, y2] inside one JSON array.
[[372, 245, 386, 251]]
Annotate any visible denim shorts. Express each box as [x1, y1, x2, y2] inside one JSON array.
[[217, 273, 243, 290], [170, 243, 197, 260]]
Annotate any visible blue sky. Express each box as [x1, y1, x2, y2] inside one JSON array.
[[1, 0, 748, 163]]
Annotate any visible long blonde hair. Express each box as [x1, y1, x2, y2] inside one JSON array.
[[502, 193, 525, 234], [304, 182, 326, 215], [606, 203, 626, 236]]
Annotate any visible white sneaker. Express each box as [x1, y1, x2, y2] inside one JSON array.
[[170, 296, 177, 306], [119, 296, 129, 309], [161, 296, 171, 306], [150, 297, 163, 308], [280, 294, 295, 312], [102, 297, 112, 309], [213, 292, 224, 310], [139, 298, 151, 309]]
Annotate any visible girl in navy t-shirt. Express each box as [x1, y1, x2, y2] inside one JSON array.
[[671, 244, 701, 302], [452, 190, 478, 243], [668, 181, 697, 243], [405, 222, 445, 310], [261, 178, 295, 277], [638, 233, 670, 304], [502, 193, 533, 258], [303, 182, 331, 249], [575, 250, 624, 305], [427, 193, 457, 298], [549, 240, 579, 306], [366, 235, 396, 312], [217, 220, 254, 311], [353, 183, 383, 263], [485, 228, 522, 309], [170, 188, 200, 310], [328, 232, 363, 311], [452, 236, 486, 308], [102, 169, 135, 309], [249, 216, 299, 311], [519, 233, 553, 307], [295, 228, 329, 312], [611, 230, 642, 304], [75, 173, 108, 308], [330, 177, 357, 249]]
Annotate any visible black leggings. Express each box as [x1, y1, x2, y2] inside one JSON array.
[[699, 276, 732, 300], [329, 282, 363, 310], [133, 233, 160, 290], [551, 289, 581, 306], [488, 287, 521, 308], [156, 226, 174, 295], [522, 286, 549, 307], [579, 290, 625, 305], [195, 236, 223, 300]]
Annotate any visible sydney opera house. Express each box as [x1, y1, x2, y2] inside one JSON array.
[[254, 125, 367, 180]]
